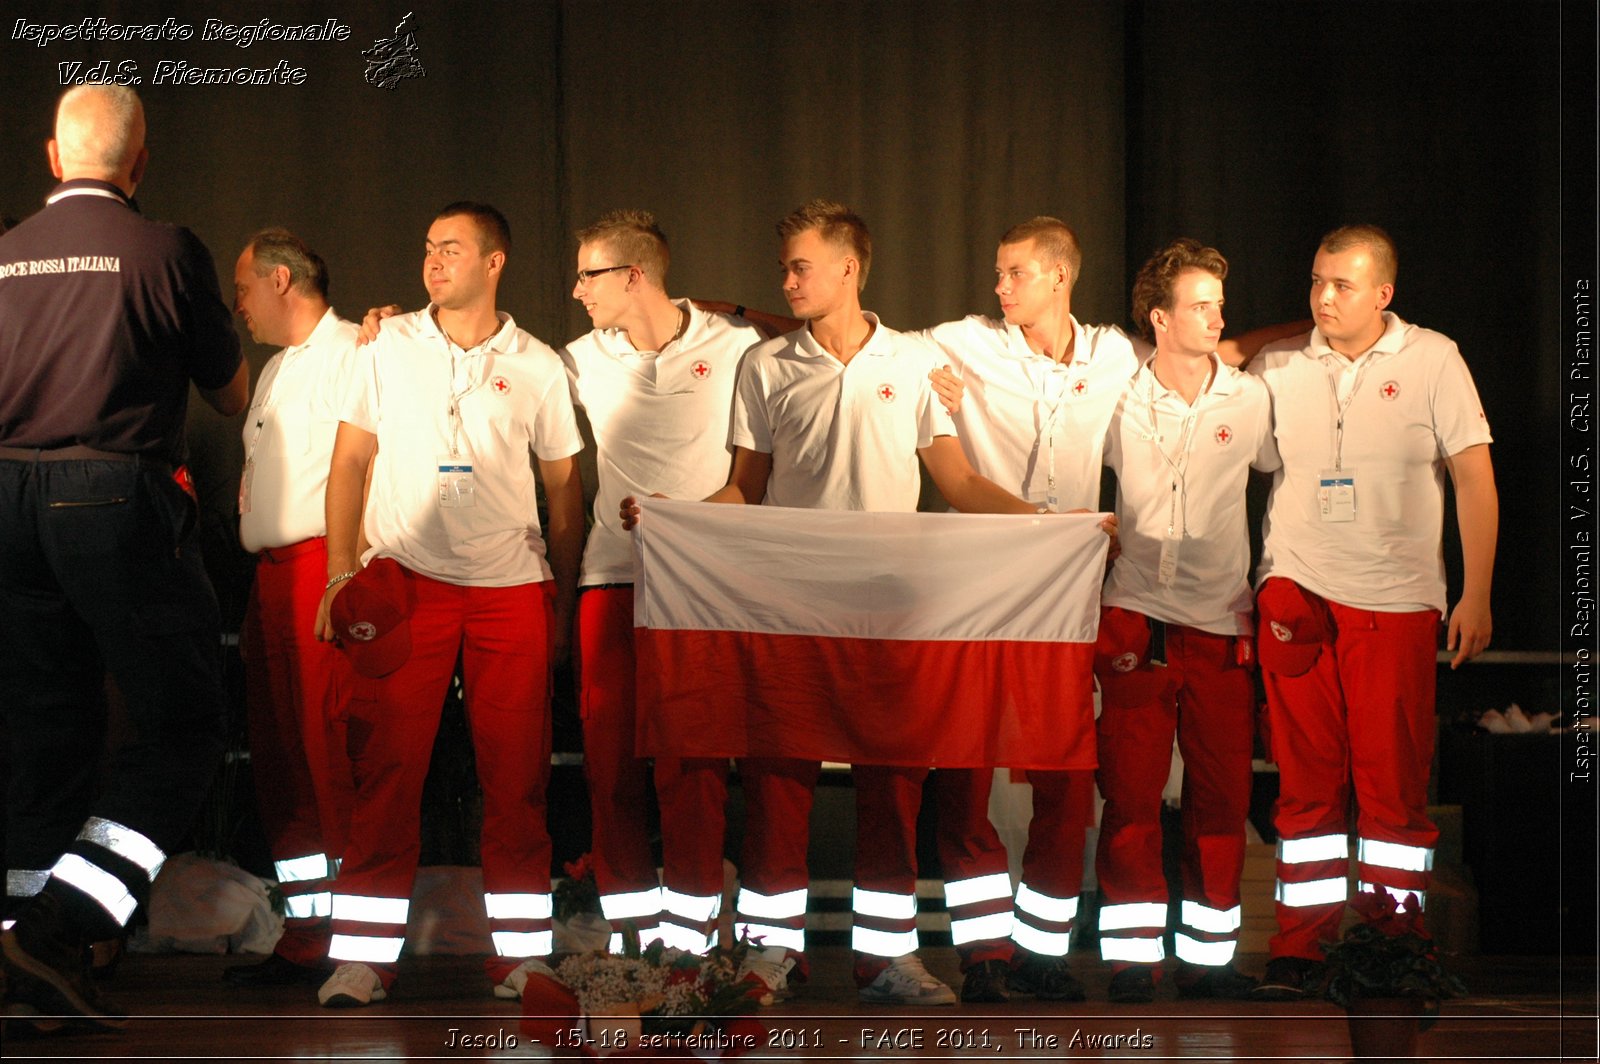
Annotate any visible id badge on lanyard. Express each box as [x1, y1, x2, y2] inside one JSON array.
[[437, 455, 476, 508], [1318, 469, 1356, 522]]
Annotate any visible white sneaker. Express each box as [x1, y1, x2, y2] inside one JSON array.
[[318, 962, 387, 1008], [736, 946, 797, 1005], [857, 953, 957, 1006], [492, 958, 556, 1000]]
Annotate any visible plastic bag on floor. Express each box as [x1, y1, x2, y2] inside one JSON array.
[[129, 852, 282, 955]]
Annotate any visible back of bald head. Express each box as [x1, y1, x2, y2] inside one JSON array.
[[54, 85, 146, 186]]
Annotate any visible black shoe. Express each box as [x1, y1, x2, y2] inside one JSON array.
[[0, 894, 124, 1031], [1107, 965, 1157, 1004], [222, 952, 329, 987], [1175, 961, 1259, 1000], [1009, 952, 1087, 1002], [959, 959, 1010, 1004], [1253, 956, 1326, 1001]]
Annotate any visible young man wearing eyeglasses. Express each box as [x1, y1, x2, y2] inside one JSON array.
[[561, 210, 767, 960]]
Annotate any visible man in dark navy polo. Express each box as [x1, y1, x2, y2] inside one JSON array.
[[0, 84, 247, 1029]]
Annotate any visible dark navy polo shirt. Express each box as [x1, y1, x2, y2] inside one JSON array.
[[0, 179, 242, 462]]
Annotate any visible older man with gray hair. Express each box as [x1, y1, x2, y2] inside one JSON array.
[[0, 84, 246, 1030]]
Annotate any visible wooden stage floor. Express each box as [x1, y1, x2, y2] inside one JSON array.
[[2, 949, 1594, 1061]]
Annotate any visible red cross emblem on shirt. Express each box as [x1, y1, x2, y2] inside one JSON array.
[[1214, 425, 1232, 445], [491, 376, 511, 395], [877, 383, 896, 403], [690, 360, 711, 380], [1380, 381, 1400, 401], [1071, 379, 1088, 396]]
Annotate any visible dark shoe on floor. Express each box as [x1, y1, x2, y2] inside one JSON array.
[[222, 952, 329, 987], [959, 959, 1010, 1003], [1253, 956, 1326, 1001], [0, 895, 124, 1031], [1009, 952, 1087, 1002], [86, 937, 124, 981], [1175, 961, 1259, 1000], [1107, 965, 1157, 1004]]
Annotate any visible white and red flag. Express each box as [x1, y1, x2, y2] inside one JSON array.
[[631, 498, 1108, 769]]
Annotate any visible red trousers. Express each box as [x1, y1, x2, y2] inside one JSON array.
[[935, 766, 1096, 965], [242, 538, 355, 967], [1260, 580, 1440, 960], [577, 588, 663, 945], [1095, 620, 1253, 967], [329, 571, 555, 986]]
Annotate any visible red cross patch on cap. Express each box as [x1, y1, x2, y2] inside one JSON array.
[[331, 558, 414, 678], [1255, 578, 1330, 677]]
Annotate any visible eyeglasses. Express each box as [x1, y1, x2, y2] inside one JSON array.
[[575, 264, 633, 286]]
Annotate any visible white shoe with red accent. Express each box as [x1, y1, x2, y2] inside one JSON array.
[[493, 958, 556, 1000], [737, 946, 797, 1005], [317, 963, 387, 1007], [857, 954, 957, 1006]]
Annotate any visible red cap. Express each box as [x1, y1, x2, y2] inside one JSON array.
[[1255, 578, 1328, 677], [1093, 606, 1174, 707], [331, 558, 413, 678]]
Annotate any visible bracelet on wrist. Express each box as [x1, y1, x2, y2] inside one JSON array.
[[326, 569, 359, 590]]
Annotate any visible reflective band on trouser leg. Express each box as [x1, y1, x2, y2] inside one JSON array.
[[1278, 833, 1349, 865], [1100, 935, 1166, 963], [276, 852, 334, 924], [1274, 833, 1351, 911], [1011, 882, 1079, 957], [7, 869, 50, 898], [735, 887, 807, 953], [659, 889, 721, 954], [1097, 901, 1168, 964], [943, 872, 1015, 946], [329, 893, 409, 965], [485, 892, 553, 957], [48, 853, 137, 926], [601, 886, 664, 951], [1274, 876, 1348, 908], [1356, 837, 1432, 913], [275, 853, 332, 885], [1174, 900, 1241, 966], [1174, 932, 1235, 965], [851, 887, 919, 958], [0, 869, 46, 930], [78, 817, 166, 881]]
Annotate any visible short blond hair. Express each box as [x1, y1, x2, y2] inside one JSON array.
[[577, 209, 670, 287], [1320, 224, 1398, 285], [777, 199, 872, 291], [1000, 216, 1083, 291]]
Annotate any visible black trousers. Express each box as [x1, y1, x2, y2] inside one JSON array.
[[0, 456, 224, 935]]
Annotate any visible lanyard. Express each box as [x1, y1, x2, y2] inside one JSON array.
[[243, 352, 292, 462], [1146, 376, 1201, 537], [1324, 354, 1375, 471], [445, 336, 495, 458], [1039, 369, 1070, 512]]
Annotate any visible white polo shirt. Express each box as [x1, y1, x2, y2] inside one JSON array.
[[339, 306, 583, 587], [1102, 356, 1278, 635], [731, 313, 953, 512], [1253, 313, 1493, 613], [561, 300, 762, 587], [920, 314, 1142, 509], [239, 309, 361, 553]]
